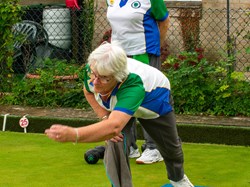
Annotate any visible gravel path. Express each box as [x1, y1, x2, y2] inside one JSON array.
[[1, 105, 250, 127]]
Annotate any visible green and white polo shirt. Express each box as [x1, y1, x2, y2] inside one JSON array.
[[106, 0, 169, 57], [84, 58, 172, 119]]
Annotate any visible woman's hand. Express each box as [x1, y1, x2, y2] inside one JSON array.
[[45, 124, 76, 143], [109, 133, 124, 143]]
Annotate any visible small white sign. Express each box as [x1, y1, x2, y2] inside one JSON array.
[[19, 116, 29, 128]]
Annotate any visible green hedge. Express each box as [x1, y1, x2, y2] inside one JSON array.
[[1, 115, 249, 146], [0, 115, 97, 133], [176, 124, 250, 146]]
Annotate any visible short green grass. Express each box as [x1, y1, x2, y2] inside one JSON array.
[[0, 131, 250, 187]]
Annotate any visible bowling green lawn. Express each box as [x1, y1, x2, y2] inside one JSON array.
[[0, 131, 249, 187]]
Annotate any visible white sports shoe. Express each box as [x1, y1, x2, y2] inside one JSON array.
[[129, 146, 140, 158], [170, 174, 194, 187], [136, 148, 163, 164]]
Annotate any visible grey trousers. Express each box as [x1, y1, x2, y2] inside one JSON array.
[[105, 112, 184, 185], [130, 119, 157, 150], [138, 112, 184, 182], [130, 94, 184, 182], [130, 54, 161, 150]]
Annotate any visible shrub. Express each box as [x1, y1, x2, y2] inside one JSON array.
[[1, 58, 90, 109], [0, 1, 23, 92], [163, 49, 250, 116]]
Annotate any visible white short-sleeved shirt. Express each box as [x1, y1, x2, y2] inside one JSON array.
[[106, 0, 169, 56]]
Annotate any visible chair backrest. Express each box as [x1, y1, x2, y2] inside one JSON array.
[[12, 20, 49, 75], [13, 22, 37, 49]]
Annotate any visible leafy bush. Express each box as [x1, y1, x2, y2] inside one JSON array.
[[163, 49, 250, 116], [1, 59, 90, 109], [0, 1, 23, 92]]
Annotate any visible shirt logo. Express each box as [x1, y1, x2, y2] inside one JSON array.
[[110, 0, 114, 6], [131, 1, 141, 9]]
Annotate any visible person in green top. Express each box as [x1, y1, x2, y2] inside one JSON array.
[[45, 42, 194, 187]]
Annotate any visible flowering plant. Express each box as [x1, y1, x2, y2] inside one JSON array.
[[162, 48, 204, 71], [162, 48, 250, 116]]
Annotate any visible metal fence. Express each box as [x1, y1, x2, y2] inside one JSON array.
[[13, 5, 250, 79]]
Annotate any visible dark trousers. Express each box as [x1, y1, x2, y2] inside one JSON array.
[[105, 112, 184, 186], [138, 112, 184, 182], [130, 119, 157, 150], [130, 54, 161, 150]]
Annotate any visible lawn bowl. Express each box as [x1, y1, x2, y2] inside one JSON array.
[[84, 149, 100, 164], [94, 146, 105, 159]]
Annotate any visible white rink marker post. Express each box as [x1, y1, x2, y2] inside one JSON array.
[[19, 115, 29, 133], [2, 113, 10, 131]]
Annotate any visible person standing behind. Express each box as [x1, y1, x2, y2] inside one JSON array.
[[106, 0, 170, 164]]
